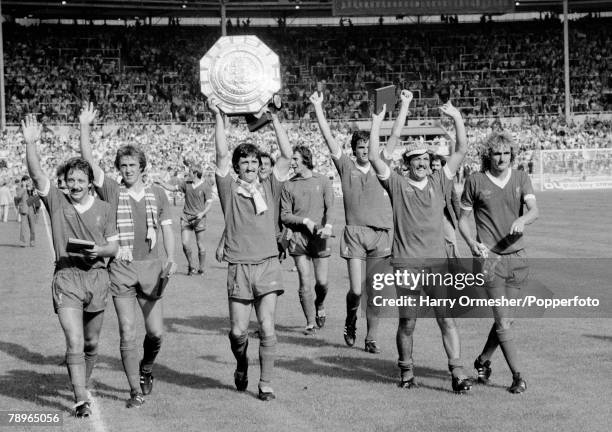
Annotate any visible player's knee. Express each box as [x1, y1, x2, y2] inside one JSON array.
[[229, 326, 247, 338], [229, 330, 248, 344], [436, 317, 457, 333], [64, 333, 84, 352], [84, 335, 100, 353], [259, 319, 275, 338], [298, 282, 313, 296], [398, 318, 416, 334], [495, 318, 513, 330]]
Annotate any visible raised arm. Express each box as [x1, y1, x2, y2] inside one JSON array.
[[309, 91, 340, 156], [368, 104, 389, 177], [153, 180, 178, 192], [78, 102, 104, 184], [209, 99, 230, 174], [385, 90, 413, 156], [440, 102, 467, 176], [22, 114, 49, 192], [270, 109, 292, 178]]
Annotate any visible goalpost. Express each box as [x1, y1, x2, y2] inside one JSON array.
[[534, 148, 612, 191]]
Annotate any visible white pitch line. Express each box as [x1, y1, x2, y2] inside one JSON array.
[[41, 207, 109, 432]]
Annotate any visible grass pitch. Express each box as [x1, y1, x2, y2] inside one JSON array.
[[0, 190, 610, 432]]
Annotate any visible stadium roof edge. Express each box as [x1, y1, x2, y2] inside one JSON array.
[[3, 0, 612, 20]]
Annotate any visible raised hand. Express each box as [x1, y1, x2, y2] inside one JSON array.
[[439, 101, 461, 119], [21, 114, 42, 144], [309, 91, 323, 107], [207, 97, 222, 116], [79, 101, 98, 125], [372, 103, 386, 124], [400, 89, 413, 106]]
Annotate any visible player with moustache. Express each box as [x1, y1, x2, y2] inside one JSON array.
[[210, 98, 292, 401], [78, 103, 176, 408], [368, 96, 474, 393], [280, 145, 334, 336], [23, 114, 119, 417], [458, 131, 538, 394]]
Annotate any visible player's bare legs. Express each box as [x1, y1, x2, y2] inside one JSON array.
[[195, 229, 207, 273], [396, 317, 417, 387], [181, 229, 196, 274], [345, 258, 380, 352], [434, 313, 471, 392], [312, 256, 329, 328], [228, 299, 252, 392], [478, 285, 525, 392], [138, 297, 164, 393], [344, 259, 363, 346], [58, 308, 90, 405], [254, 293, 278, 399], [82, 311, 105, 386], [113, 297, 142, 396], [293, 255, 316, 332]]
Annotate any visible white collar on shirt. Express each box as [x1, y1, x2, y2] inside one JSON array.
[[72, 194, 94, 214], [127, 187, 145, 202], [485, 169, 512, 189], [407, 177, 428, 190], [192, 179, 204, 188], [354, 161, 371, 174]]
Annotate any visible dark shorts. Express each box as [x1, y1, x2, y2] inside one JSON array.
[[473, 249, 529, 291], [109, 259, 165, 300], [289, 231, 331, 258], [180, 214, 207, 232], [52, 267, 110, 314], [340, 225, 392, 260], [227, 257, 284, 301], [393, 261, 449, 319]]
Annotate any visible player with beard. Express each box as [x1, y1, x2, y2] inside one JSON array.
[[309, 90, 396, 353], [210, 99, 292, 401], [458, 131, 538, 394], [368, 98, 473, 393], [23, 114, 118, 417], [78, 103, 176, 408]]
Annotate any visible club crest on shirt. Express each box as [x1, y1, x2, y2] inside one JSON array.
[[480, 189, 493, 200], [63, 206, 77, 218]]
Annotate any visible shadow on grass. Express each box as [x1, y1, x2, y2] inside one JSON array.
[[275, 355, 461, 393], [0, 370, 74, 412], [165, 315, 347, 349], [583, 334, 612, 343], [0, 340, 232, 399]]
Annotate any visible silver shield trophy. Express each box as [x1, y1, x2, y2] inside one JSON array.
[[200, 35, 281, 131]]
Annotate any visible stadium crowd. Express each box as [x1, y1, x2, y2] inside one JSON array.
[[1, 115, 611, 188], [3, 15, 611, 124]]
